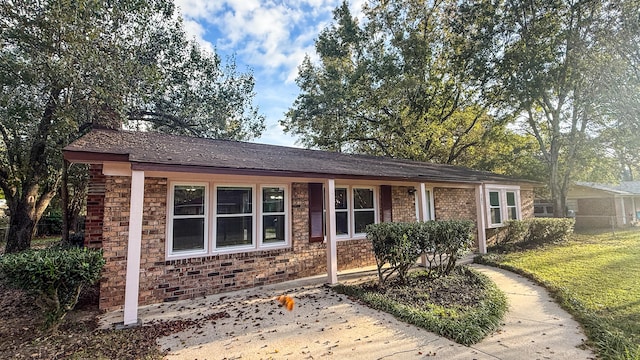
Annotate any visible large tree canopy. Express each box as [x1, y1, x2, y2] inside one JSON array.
[[460, 0, 640, 215], [0, 0, 264, 252], [282, 0, 534, 168]]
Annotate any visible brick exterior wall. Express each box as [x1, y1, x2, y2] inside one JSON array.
[[391, 186, 417, 222], [520, 189, 534, 219], [99, 181, 377, 310], [434, 187, 477, 221], [84, 164, 106, 248], [95, 173, 531, 310]]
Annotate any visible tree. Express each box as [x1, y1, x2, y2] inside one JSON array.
[[0, 0, 265, 252], [281, 0, 515, 166], [459, 0, 640, 216]]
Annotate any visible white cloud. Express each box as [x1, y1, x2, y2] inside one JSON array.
[[173, 0, 366, 146]]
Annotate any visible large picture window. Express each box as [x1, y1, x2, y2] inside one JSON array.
[[169, 184, 208, 254], [486, 188, 520, 227], [168, 182, 289, 259]]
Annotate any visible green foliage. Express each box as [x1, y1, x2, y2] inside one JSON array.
[[334, 267, 507, 345], [478, 229, 640, 359], [457, 0, 640, 211], [0, 0, 264, 252], [492, 218, 574, 251], [282, 0, 535, 171], [0, 246, 105, 328], [367, 220, 474, 286]]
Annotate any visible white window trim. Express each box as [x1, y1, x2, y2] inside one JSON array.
[[213, 184, 257, 252], [485, 186, 521, 228], [167, 182, 209, 257], [352, 186, 378, 237], [331, 185, 379, 241], [258, 185, 290, 249], [166, 181, 291, 260], [335, 187, 351, 240]]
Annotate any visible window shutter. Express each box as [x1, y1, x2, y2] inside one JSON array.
[[380, 185, 393, 222], [308, 183, 324, 242]]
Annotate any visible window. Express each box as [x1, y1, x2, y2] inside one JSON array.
[[326, 185, 377, 239], [167, 182, 289, 259], [506, 191, 517, 220], [489, 191, 502, 225], [215, 186, 254, 249], [353, 188, 375, 234], [262, 186, 286, 245], [335, 188, 349, 236], [486, 188, 520, 227], [169, 184, 208, 254]]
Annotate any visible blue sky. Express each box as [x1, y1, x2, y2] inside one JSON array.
[[175, 0, 366, 147]]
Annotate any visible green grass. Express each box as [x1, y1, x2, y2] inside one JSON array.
[[478, 228, 640, 360], [333, 266, 508, 345]]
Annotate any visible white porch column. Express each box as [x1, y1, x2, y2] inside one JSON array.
[[417, 183, 429, 266], [620, 196, 627, 226], [123, 170, 145, 326], [475, 184, 487, 254], [325, 179, 338, 284]]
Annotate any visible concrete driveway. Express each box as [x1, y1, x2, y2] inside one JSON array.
[[100, 265, 595, 359]]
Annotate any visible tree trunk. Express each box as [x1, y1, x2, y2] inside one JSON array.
[[5, 201, 37, 253]]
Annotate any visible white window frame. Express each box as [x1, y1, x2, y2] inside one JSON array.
[[213, 184, 256, 252], [167, 182, 209, 257], [328, 185, 378, 240], [166, 181, 291, 260], [352, 186, 377, 236], [335, 187, 351, 239], [258, 185, 289, 249], [486, 186, 521, 228]]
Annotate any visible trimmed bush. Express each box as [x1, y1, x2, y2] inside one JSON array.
[[0, 246, 105, 328], [492, 218, 574, 251], [367, 220, 475, 286]]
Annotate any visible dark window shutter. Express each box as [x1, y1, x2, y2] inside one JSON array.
[[308, 183, 324, 242], [380, 185, 392, 222]]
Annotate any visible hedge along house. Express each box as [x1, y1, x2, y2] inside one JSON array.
[[64, 129, 536, 326]]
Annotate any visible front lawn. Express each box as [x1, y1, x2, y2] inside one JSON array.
[[478, 228, 640, 360], [334, 266, 508, 345]]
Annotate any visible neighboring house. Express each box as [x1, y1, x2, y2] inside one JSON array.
[[567, 181, 640, 229], [63, 129, 537, 326]]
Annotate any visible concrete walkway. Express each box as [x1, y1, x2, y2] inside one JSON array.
[[100, 265, 595, 359]]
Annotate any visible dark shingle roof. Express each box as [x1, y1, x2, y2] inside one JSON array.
[[64, 129, 537, 185]]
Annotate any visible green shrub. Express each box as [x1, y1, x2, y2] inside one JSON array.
[[0, 246, 105, 328], [367, 222, 422, 285], [421, 220, 474, 278], [367, 220, 475, 286], [526, 218, 574, 244], [492, 218, 574, 251]]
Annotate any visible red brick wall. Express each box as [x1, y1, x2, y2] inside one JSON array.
[[84, 164, 106, 248], [520, 189, 534, 219], [392, 186, 417, 222], [99, 181, 377, 310], [434, 187, 477, 221]]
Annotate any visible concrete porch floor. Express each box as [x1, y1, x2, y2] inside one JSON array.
[[99, 263, 595, 360]]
